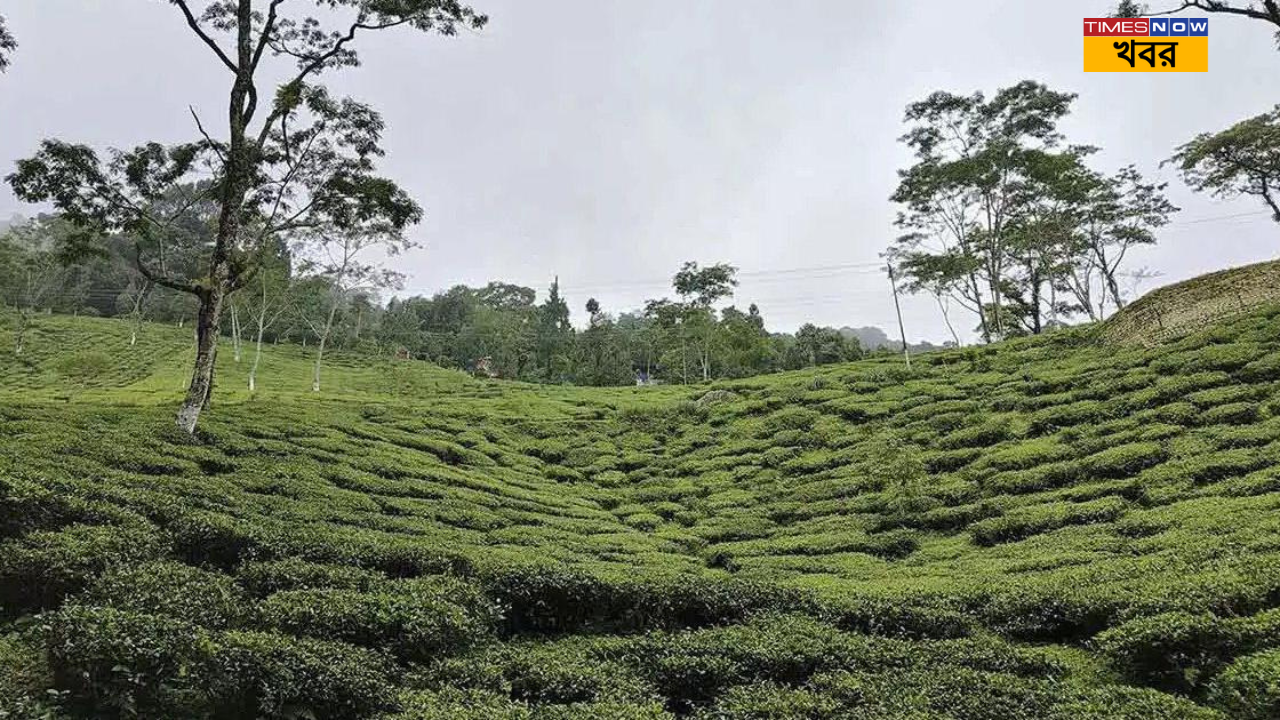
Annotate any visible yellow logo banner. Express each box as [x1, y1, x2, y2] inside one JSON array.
[[1084, 36, 1207, 72]]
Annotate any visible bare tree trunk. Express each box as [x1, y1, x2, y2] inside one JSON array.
[[129, 283, 146, 347], [312, 303, 339, 393], [176, 0, 254, 434], [967, 272, 990, 343], [14, 308, 29, 356], [249, 320, 265, 393], [177, 285, 226, 434], [701, 332, 711, 381], [1029, 266, 1043, 335], [1105, 271, 1125, 312], [231, 301, 242, 362], [936, 295, 961, 348]]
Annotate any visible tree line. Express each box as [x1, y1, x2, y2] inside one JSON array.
[[0, 218, 866, 387], [3, 1, 1280, 432]]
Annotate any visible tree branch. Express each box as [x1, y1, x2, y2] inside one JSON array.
[[256, 17, 414, 146], [189, 105, 227, 163], [171, 0, 239, 74], [1145, 1, 1280, 25], [251, 0, 285, 73], [134, 240, 201, 295]]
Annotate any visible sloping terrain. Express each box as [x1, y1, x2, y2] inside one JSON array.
[[6, 310, 1280, 718], [1102, 258, 1280, 346]]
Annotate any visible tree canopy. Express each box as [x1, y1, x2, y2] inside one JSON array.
[[1171, 105, 1280, 223], [5, 0, 486, 432], [0, 14, 15, 71]]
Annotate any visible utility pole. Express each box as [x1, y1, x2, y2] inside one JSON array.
[[888, 264, 911, 369]]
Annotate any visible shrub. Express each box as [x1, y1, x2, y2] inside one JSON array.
[[826, 596, 972, 639], [54, 351, 112, 381], [85, 561, 250, 629], [0, 523, 165, 616], [1052, 684, 1224, 720], [1207, 648, 1280, 720], [477, 562, 806, 636], [982, 583, 1122, 642], [1080, 442, 1167, 478], [983, 461, 1081, 495], [1154, 402, 1200, 426], [170, 511, 263, 569], [692, 682, 840, 719], [1028, 400, 1109, 434], [1095, 612, 1236, 693], [206, 630, 396, 720], [978, 438, 1071, 472], [624, 513, 664, 532], [970, 497, 1128, 547], [0, 477, 108, 539], [937, 418, 1013, 450], [1203, 402, 1261, 426], [238, 558, 385, 596], [44, 605, 211, 718], [260, 576, 500, 662], [0, 632, 54, 719]]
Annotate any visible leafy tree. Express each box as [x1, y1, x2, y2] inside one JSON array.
[[788, 324, 860, 368], [6, 0, 486, 433], [1171, 106, 1280, 224], [0, 217, 84, 355], [891, 82, 1077, 341], [672, 262, 738, 381], [575, 298, 632, 386], [241, 251, 292, 392], [294, 229, 409, 392], [717, 304, 778, 378], [535, 278, 573, 382], [0, 14, 15, 72], [1076, 165, 1177, 315]]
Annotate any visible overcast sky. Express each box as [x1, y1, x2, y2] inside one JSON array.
[[1, 1, 1277, 339]]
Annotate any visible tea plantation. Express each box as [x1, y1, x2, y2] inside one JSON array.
[[7, 310, 1280, 718]]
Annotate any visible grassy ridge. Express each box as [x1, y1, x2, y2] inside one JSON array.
[[5, 309, 1280, 717]]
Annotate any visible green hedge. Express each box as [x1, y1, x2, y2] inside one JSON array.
[[206, 630, 396, 720], [1207, 648, 1280, 720], [0, 523, 165, 616], [84, 561, 250, 629], [260, 576, 500, 662]]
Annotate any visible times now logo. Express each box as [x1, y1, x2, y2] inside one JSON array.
[[1082, 17, 1208, 36]]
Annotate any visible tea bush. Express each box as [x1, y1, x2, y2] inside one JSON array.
[[1205, 648, 1280, 720], [8, 309, 1280, 717]]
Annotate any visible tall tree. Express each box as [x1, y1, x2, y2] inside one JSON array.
[[1171, 106, 1280, 225], [535, 277, 573, 382], [7, 0, 485, 433], [891, 82, 1077, 341], [672, 261, 738, 381], [576, 298, 632, 386]]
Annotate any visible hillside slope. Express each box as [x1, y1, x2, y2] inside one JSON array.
[[1103, 258, 1280, 346], [6, 309, 1280, 718]]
